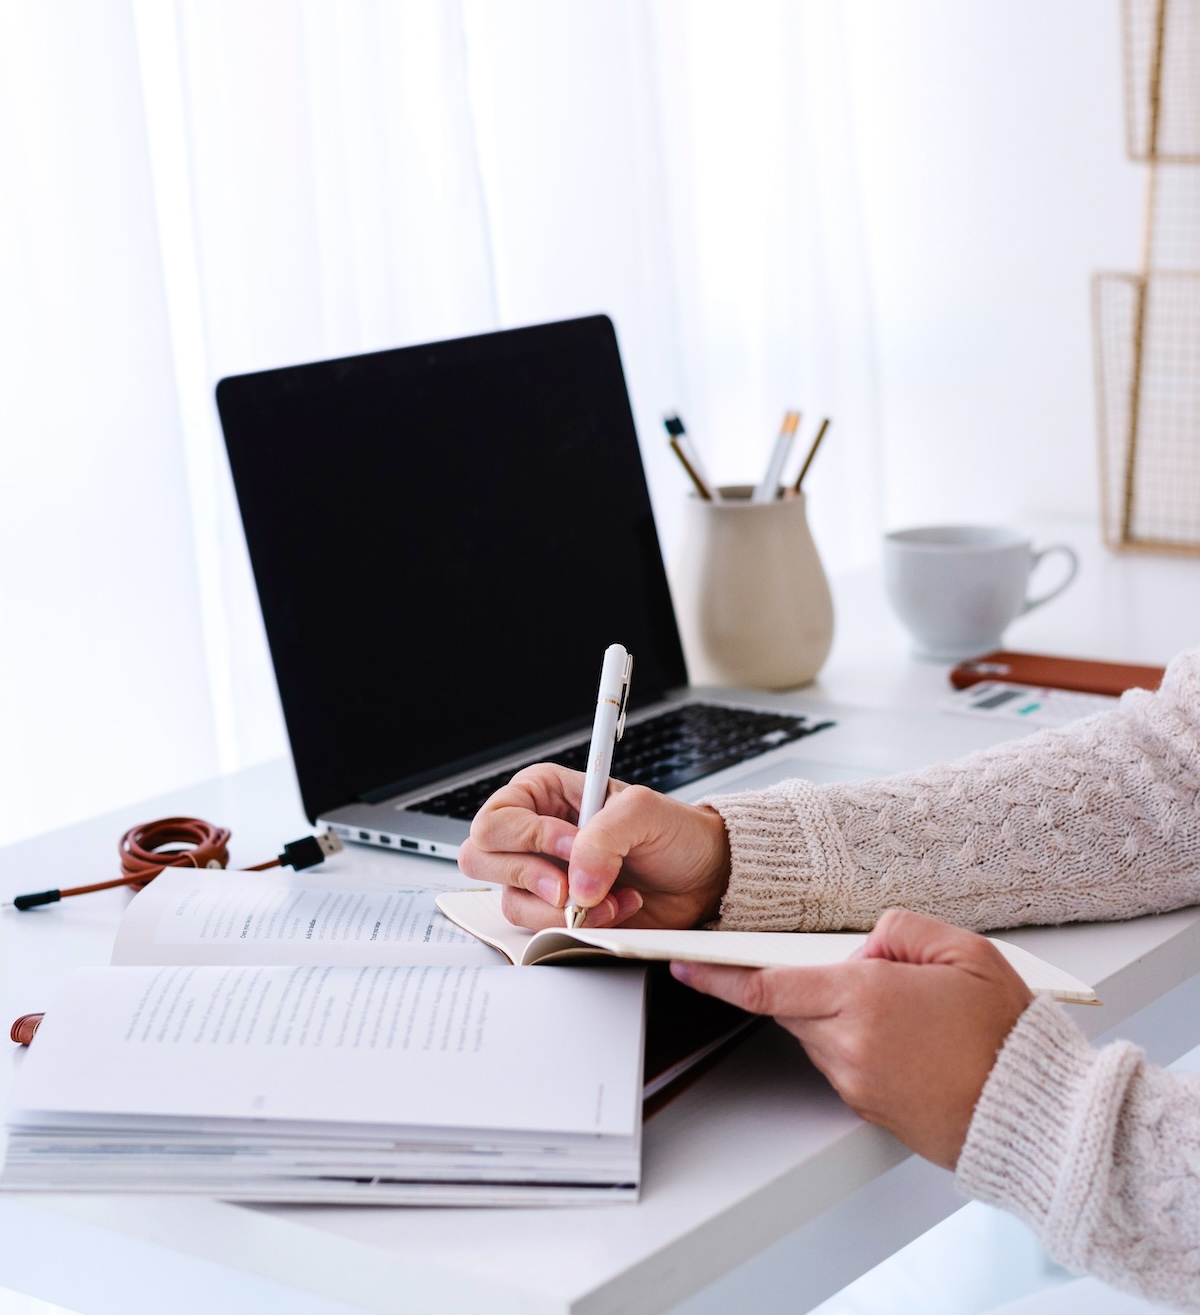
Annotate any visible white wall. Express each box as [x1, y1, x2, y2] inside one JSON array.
[[0, 5, 220, 845], [0, 0, 1149, 846], [844, 0, 1143, 531]]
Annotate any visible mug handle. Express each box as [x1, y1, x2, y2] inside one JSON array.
[[1020, 544, 1079, 616]]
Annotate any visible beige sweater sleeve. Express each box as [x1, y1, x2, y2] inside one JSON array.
[[957, 998, 1200, 1310], [706, 648, 1200, 1306], [707, 647, 1200, 932]]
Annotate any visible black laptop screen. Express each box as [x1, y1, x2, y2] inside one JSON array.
[[216, 315, 688, 822]]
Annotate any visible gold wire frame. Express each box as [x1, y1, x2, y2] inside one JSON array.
[[1097, 0, 1200, 553]]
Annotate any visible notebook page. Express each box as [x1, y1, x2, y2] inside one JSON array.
[[549, 928, 1096, 1002], [437, 891, 1097, 1003], [989, 941, 1100, 1004], [114, 871, 502, 967], [437, 890, 869, 970], [435, 888, 536, 963], [533, 927, 870, 967], [12, 964, 645, 1136]]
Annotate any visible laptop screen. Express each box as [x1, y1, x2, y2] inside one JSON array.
[[217, 315, 688, 822]]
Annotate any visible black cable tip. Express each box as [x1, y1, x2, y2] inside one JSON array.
[[663, 415, 685, 436], [13, 890, 62, 911]]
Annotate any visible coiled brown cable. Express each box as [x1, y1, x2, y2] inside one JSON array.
[[8, 818, 233, 1045], [121, 815, 233, 883], [8, 817, 246, 911], [8, 817, 340, 1042], [55, 816, 234, 900]]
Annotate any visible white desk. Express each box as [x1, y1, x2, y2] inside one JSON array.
[[3, 520, 1200, 1315]]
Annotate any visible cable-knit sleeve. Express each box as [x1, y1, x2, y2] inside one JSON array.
[[956, 997, 1200, 1309], [706, 647, 1200, 931]]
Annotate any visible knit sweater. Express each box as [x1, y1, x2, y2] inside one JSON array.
[[707, 648, 1200, 1310]]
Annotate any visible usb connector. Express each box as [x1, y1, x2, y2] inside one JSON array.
[[278, 831, 344, 871]]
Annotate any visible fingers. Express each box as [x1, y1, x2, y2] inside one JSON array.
[[459, 764, 586, 901], [459, 764, 659, 927], [860, 908, 971, 964], [670, 960, 843, 1020], [461, 763, 726, 932], [674, 911, 1036, 1173], [566, 785, 667, 907], [861, 909, 1025, 992], [467, 770, 581, 863], [500, 885, 643, 931], [671, 910, 1004, 1020], [457, 842, 569, 904]]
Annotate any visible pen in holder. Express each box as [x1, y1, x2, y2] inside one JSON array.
[[672, 486, 834, 690]]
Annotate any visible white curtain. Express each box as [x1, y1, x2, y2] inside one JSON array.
[[0, 3, 219, 844], [0, 0, 880, 845]]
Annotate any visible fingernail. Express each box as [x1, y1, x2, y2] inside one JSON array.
[[536, 875, 563, 906], [554, 834, 574, 860], [618, 889, 644, 918], [670, 961, 693, 985], [585, 900, 614, 928]]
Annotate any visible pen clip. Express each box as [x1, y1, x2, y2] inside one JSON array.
[[615, 652, 633, 740]]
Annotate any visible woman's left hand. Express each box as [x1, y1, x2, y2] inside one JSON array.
[[671, 908, 1034, 1169]]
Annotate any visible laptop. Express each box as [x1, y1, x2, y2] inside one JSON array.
[[216, 316, 1014, 859]]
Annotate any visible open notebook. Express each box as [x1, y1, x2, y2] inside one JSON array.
[[1, 870, 747, 1205], [103, 867, 753, 1101], [435, 889, 1100, 1005]]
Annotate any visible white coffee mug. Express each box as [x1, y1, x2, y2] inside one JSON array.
[[883, 525, 1078, 660]]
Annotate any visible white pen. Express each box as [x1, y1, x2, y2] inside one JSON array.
[[565, 643, 634, 929], [752, 409, 801, 503]]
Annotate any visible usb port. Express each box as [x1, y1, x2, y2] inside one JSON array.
[[378, 834, 391, 844], [399, 838, 419, 851]]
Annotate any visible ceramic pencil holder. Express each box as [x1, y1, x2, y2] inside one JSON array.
[[672, 486, 834, 690]]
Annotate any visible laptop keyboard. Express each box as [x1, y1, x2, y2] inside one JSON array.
[[411, 703, 834, 823]]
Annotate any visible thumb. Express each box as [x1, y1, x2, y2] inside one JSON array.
[[861, 907, 992, 969], [566, 785, 650, 907]]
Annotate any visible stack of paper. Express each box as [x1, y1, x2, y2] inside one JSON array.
[[3, 961, 644, 1205]]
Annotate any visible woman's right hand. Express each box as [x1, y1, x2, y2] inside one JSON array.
[[457, 763, 732, 931]]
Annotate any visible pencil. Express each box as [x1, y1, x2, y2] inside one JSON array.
[[790, 418, 831, 494], [668, 435, 714, 501], [664, 415, 715, 500]]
